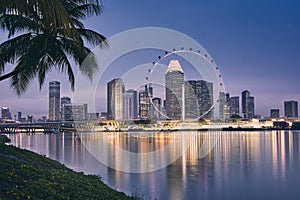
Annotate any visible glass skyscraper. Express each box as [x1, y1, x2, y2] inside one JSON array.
[[49, 81, 60, 121], [165, 60, 184, 120]]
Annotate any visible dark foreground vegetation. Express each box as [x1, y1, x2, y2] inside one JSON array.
[[0, 135, 135, 200]]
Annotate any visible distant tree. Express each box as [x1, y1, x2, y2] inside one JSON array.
[[0, 0, 107, 95]]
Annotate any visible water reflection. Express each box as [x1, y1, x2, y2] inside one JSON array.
[[7, 131, 300, 200]]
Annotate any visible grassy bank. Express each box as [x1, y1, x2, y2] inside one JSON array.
[[0, 135, 136, 200]]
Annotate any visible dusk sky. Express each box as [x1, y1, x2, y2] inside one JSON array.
[[1, 0, 300, 118]]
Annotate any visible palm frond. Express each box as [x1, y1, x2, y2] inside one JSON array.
[[77, 28, 107, 47]]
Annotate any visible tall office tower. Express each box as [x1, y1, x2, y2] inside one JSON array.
[[284, 100, 298, 118], [219, 92, 230, 120], [49, 81, 60, 121], [139, 85, 153, 118], [184, 80, 198, 119], [61, 97, 71, 120], [123, 89, 138, 120], [248, 96, 255, 119], [270, 109, 280, 118], [242, 90, 255, 119], [1, 107, 12, 120], [107, 78, 123, 120], [17, 111, 22, 122], [152, 97, 162, 120], [197, 80, 213, 119], [230, 96, 240, 117], [165, 60, 185, 120]]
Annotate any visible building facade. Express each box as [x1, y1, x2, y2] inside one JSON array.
[[165, 60, 185, 120], [219, 92, 230, 120], [284, 100, 298, 118], [49, 81, 60, 121], [270, 109, 280, 118], [242, 90, 255, 119], [107, 78, 123, 120], [1, 107, 12, 120], [139, 85, 153, 118], [123, 89, 138, 120], [230, 96, 240, 118], [61, 103, 87, 121]]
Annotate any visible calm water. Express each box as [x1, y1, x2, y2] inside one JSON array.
[[7, 131, 300, 200]]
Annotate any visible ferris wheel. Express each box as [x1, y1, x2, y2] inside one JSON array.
[[146, 48, 225, 121]]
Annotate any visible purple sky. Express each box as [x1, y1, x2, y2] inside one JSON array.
[[1, 0, 300, 118]]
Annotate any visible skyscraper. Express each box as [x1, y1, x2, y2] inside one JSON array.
[[123, 89, 138, 120], [284, 100, 298, 118], [197, 80, 213, 119], [242, 90, 255, 119], [184, 80, 198, 119], [61, 97, 71, 120], [230, 96, 240, 118], [107, 78, 123, 120], [49, 81, 60, 121], [139, 85, 153, 118], [219, 92, 230, 120], [165, 60, 184, 120], [152, 97, 162, 120]]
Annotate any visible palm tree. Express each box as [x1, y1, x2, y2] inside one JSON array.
[[0, 0, 107, 95]]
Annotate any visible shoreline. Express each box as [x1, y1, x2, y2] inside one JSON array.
[[0, 135, 136, 200]]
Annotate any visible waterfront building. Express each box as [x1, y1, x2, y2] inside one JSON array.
[[49, 81, 60, 121], [87, 113, 99, 120], [270, 109, 280, 118], [229, 96, 240, 118], [61, 103, 88, 121], [61, 97, 71, 120], [107, 78, 123, 120], [123, 89, 138, 120], [184, 80, 214, 120], [184, 80, 198, 119], [1, 107, 12, 120], [152, 97, 162, 120], [165, 60, 185, 120], [284, 100, 298, 118], [196, 80, 213, 119], [242, 90, 255, 119], [139, 85, 153, 118], [219, 92, 230, 120], [17, 111, 22, 122]]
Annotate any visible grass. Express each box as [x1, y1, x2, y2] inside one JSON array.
[[0, 135, 136, 200]]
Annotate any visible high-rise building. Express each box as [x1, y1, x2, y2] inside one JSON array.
[[152, 97, 162, 120], [230, 96, 240, 118], [196, 80, 213, 119], [139, 85, 153, 118], [123, 89, 138, 120], [184, 81, 198, 119], [284, 100, 298, 118], [61, 97, 71, 120], [270, 109, 280, 118], [17, 111, 22, 122], [165, 60, 185, 120], [49, 81, 60, 121], [107, 78, 123, 120], [242, 90, 255, 119], [1, 107, 12, 120], [184, 80, 214, 120], [219, 92, 230, 120]]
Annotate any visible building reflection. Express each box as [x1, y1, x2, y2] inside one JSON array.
[[6, 130, 300, 200]]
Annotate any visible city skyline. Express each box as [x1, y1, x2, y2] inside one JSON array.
[[0, 0, 300, 117]]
